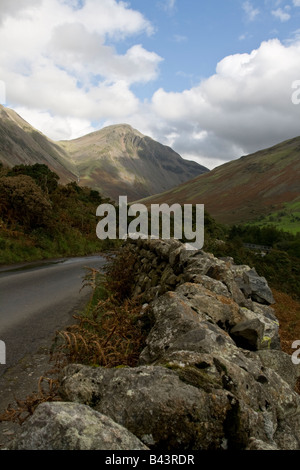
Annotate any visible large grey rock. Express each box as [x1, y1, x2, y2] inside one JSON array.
[[9, 402, 148, 450], [230, 319, 264, 351], [246, 438, 279, 450], [139, 282, 280, 365], [194, 256, 252, 308], [59, 364, 232, 450], [175, 282, 243, 328], [257, 349, 300, 389], [241, 269, 275, 305], [138, 288, 240, 364], [191, 274, 231, 298], [228, 305, 280, 352]]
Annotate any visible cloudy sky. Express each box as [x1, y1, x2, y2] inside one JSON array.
[[1, 0, 300, 169]]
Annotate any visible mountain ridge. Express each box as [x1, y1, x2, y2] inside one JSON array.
[[58, 122, 208, 201], [0, 106, 208, 201], [0, 105, 77, 183]]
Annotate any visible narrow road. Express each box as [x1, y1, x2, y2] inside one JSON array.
[[0, 254, 107, 448], [0, 255, 106, 375]]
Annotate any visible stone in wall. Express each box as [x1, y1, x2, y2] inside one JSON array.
[[9, 402, 149, 450]]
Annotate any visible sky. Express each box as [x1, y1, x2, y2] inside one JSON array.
[[1, 0, 300, 169]]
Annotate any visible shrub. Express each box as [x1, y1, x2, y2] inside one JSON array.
[[7, 163, 59, 194], [0, 175, 52, 230]]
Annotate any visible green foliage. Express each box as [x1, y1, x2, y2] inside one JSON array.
[[0, 164, 117, 264], [204, 221, 300, 299], [203, 210, 227, 240], [227, 224, 300, 259], [247, 200, 300, 235], [7, 163, 59, 193], [0, 175, 52, 230]]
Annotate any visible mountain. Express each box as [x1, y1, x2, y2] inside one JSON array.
[[0, 105, 77, 183], [0, 106, 208, 201], [140, 136, 300, 229], [59, 124, 208, 201]]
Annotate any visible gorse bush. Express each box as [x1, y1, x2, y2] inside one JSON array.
[[0, 175, 52, 229], [0, 163, 117, 263], [7, 163, 59, 194]]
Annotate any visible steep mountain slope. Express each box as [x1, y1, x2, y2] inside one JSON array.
[[0, 106, 208, 201], [0, 105, 77, 183], [59, 124, 208, 201], [140, 136, 300, 227]]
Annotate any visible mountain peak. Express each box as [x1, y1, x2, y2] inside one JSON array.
[[102, 123, 144, 135], [59, 121, 208, 201], [0, 107, 208, 202]]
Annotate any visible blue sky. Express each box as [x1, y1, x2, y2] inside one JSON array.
[[124, 0, 300, 95], [1, 0, 300, 169]]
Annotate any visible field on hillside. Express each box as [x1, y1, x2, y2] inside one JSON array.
[[247, 199, 300, 235]]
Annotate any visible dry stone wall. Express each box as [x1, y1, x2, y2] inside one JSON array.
[[10, 239, 300, 451]]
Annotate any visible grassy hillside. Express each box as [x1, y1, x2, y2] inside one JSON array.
[[246, 198, 300, 234], [140, 135, 300, 231]]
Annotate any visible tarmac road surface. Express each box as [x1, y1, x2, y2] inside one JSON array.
[[0, 255, 106, 376]]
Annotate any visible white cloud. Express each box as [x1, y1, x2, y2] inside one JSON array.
[[0, 0, 160, 139], [13, 106, 96, 141], [272, 7, 291, 21], [0, 0, 40, 23], [149, 38, 300, 167], [293, 0, 300, 6], [73, 0, 154, 38], [173, 34, 188, 43], [163, 0, 176, 12], [48, 23, 162, 85], [242, 1, 260, 21]]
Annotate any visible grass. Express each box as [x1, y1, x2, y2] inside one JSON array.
[[247, 200, 300, 235], [0, 228, 116, 265]]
